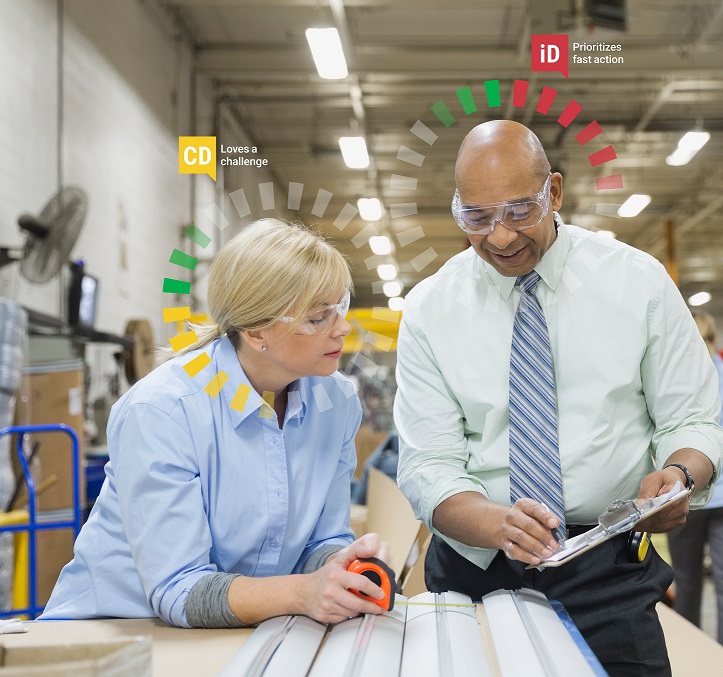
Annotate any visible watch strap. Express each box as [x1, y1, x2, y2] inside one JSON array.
[[664, 463, 695, 493]]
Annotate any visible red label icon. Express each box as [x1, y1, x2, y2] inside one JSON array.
[[531, 35, 569, 79]]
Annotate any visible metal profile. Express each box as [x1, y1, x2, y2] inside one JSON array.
[[219, 614, 327, 677], [482, 588, 602, 677], [400, 591, 492, 677], [308, 602, 406, 677]]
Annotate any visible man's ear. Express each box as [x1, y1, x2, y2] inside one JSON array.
[[550, 173, 563, 212]]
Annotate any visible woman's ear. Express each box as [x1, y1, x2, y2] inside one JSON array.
[[239, 329, 268, 353]]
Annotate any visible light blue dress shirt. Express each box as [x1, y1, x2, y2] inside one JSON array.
[[40, 336, 362, 627], [395, 221, 723, 570]]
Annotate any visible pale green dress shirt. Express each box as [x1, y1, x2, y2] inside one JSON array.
[[394, 221, 723, 570]]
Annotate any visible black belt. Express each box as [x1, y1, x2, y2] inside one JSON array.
[[566, 524, 597, 538]]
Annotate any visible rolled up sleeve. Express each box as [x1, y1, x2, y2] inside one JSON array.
[[393, 305, 487, 532], [642, 266, 723, 505]]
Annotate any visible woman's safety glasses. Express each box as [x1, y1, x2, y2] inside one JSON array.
[[281, 289, 351, 335], [451, 174, 552, 235]]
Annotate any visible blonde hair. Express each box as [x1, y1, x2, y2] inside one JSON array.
[[693, 311, 718, 357], [162, 218, 352, 359]]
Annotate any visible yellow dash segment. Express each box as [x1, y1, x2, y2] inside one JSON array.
[[170, 330, 198, 352], [183, 352, 211, 378], [259, 390, 275, 418], [204, 371, 229, 398], [163, 306, 192, 323], [230, 383, 251, 412]]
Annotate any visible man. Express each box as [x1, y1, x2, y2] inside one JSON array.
[[393, 120, 723, 676]]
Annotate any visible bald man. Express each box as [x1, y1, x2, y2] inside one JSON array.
[[394, 120, 723, 676]]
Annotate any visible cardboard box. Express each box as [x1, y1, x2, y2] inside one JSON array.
[[353, 425, 387, 481], [0, 637, 152, 676], [12, 361, 85, 512]]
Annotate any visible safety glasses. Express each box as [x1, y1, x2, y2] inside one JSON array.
[[280, 289, 351, 335], [451, 174, 552, 235]]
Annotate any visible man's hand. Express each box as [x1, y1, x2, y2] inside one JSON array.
[[298, 534, 392, 624], [634, 468, 690, 532], [500, 498, 561, 566]]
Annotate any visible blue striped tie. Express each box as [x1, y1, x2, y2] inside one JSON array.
[[509, 271, 565, 528]]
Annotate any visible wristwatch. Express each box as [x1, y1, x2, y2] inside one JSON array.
[[664, 463, 695, 494]]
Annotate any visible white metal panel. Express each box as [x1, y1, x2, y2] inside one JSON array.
[[219, 615, 327, 677], [309, 603, 406, 677], [401, 591, 492, 677]]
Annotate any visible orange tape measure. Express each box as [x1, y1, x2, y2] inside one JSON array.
[[347, 557, 397, 612]]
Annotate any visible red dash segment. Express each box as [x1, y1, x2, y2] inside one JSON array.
[[588, 145, 617, 167], [595, 174, 624, 190], [512, 80, 529, 108], [576, 120, 603, 146], [536, 87, 557, 115], [557, 100, 583, 128]]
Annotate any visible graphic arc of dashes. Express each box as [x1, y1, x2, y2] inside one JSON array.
[[162, 186, 365, 415]]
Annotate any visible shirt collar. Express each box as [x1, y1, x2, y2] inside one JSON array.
[[479, 214, 571, 300], [214, 335, 308, 428]]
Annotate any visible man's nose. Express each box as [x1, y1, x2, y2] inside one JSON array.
[[485, 220, 519, 248]]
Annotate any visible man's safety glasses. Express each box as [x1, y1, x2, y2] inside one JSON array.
[[280, 289, 351, 335], [451, 174, 552, 235]]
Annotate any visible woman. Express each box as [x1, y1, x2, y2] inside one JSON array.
[[667, 310, 723, 643], [41, 219, 389, 628]]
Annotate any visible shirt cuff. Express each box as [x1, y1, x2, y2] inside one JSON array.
[[302, 544, 344, 574], [185, 573, 246, 628]]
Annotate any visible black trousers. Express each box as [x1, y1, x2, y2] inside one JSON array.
[[426, 534, 673, 677]]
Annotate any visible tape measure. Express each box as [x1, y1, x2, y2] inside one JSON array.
[[347, 557, 397, 611]]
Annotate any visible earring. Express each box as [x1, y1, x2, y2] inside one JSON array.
[[261, 345, 267, 352]]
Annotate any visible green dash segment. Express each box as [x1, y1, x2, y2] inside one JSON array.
[[484, 80, 501, 108], [431, 101, 456, 127], [183, 224, 211, 249], [163, 278, 191, 294], [456, 86, 477, 114], [169, 248, 198, 270]]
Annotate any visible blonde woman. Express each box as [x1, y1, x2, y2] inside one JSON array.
[[41, 219, 390, 628], [668, 311, 723, 643]]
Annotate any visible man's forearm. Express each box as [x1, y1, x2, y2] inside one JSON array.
[[664, 447, 716, 495], [431, 491, 508, 549]]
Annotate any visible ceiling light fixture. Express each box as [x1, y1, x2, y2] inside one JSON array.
[[338, 136, 369, 169], [369, 235, 392, 255], [377, 264, 397, 281], [383, 281, 403, 298], [388, 297, 404, 312], [357, 198, 383, 221], [688, 291, 712, 307], [305, 28, 348, 80], [596, 230, 617, 238], [617, 194, 651, 218], [665, 131, 710, 167]]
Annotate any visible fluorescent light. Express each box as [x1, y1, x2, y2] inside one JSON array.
[[377, 264, 397, 281], [596, 230, 617, 238], [383, 281, 403, 298], [305, 28, 348, 79], [339, 136, 369, 169], [388, 297, 404, 311], [617, 194, 651, 218], [369, 235, 392, 255], [688, 291, 711, 307], [357, 198, 383, 221], [665, 131, 710, 166]]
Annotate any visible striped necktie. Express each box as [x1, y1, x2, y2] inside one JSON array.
[[508, 271, 565, 528]]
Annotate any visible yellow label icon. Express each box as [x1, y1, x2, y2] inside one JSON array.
[[178, 136, 216, 182]]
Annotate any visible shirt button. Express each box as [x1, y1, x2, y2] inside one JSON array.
[[269, 538, 278, 547]]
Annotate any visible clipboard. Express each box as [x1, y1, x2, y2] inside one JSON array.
[[526, 482, 690, 570]]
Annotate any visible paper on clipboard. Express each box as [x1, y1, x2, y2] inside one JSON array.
[[527, 482, 690, 570]]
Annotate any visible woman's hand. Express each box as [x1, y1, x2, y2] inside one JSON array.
[[298, 533, 392, 624]]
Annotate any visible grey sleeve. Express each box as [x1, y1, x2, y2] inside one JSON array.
[[185, 573, 246, 628], [301, 544, 345, 573]]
